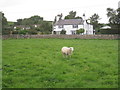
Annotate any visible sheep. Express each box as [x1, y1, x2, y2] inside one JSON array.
[[61, 47, 74, 58]]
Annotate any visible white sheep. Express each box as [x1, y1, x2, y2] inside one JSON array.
[[61, 47, 74, 58]]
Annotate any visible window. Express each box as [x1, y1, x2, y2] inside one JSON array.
[[73, 25, 78, 28], [71, 30, 76, 35], [58, 25, 64, 28]]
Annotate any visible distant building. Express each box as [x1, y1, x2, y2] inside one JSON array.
[[52, 15, 93, 35], [14, 25, 30, 30], [14, 24, 41, 30]]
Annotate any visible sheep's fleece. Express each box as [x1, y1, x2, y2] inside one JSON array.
[[61, 47, 74, 56]]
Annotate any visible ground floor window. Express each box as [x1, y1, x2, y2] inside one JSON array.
[[71, 30, 76, 35]]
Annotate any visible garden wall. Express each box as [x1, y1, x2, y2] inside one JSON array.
[[2, 34, 120, 40]]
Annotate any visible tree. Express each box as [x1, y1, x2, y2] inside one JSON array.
[[1, 12, 11, 35], [29, 15, 43, 24], [16, 15, 43, 25], [89, 13, 101, 33], [116, 8, 120, 25], [106, 8, 120, 30], [53, 16, 57, 24], [57, 13, 63, 20], [106, 8, 117, 24], [64, 11, 82, 19], [2, 13, 8, 28], [16, 19, 22, 25]]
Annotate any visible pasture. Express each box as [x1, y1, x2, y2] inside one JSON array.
[[2, 38, 118, 88]]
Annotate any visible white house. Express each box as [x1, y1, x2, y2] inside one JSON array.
[[52, 17, 93, 35]]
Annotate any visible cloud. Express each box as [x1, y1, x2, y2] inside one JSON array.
[[0, 0, 118, 23], [0, 0, 23, 8]]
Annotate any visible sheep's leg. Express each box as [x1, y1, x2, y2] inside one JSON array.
[[62, 53, 66, 58], [66, 55, 68, 58]]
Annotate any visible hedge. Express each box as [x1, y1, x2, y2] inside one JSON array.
[[100, 29, 119, 34]]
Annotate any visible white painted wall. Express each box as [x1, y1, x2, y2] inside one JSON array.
[[53, 24, 93, 35]]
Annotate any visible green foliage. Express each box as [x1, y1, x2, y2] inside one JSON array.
[[106, 8, 120, 30], [8, 21, 14, 26], [89, 13, 101, 30], [106, 7, 120, 30], [76, 28, 85, 34], [14, 16, 52, 34], [60, 29, 66, 34], [28, 29, 38, 35], [12, 30, 19, 34], [15, 15, 43, 25], [16, 19, 22, 25], [2, 13, 8, 26], [2, 39, 118, 88], [40, 21, 52, 34], [2, 12, 8, 34], [107, 8, 117, 24], [19, 30, 28, 35], [2, 28, 11, 35], [100, 29, 118, 34], [64, 11, 82, 19]]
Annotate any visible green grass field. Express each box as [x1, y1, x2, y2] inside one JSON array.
[[2, 38, 118, 88]]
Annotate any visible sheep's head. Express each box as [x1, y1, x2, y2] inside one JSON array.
[[70, 47, 74, 52]]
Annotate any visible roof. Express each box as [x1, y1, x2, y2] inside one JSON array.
[[101, 26, 111, 29], [54, 19, 84, 25]]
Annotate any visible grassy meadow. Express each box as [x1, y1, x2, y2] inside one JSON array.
[[2, 38, 118, 88]]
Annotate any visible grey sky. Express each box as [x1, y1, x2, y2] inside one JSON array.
[[0, 0, 119, 23]]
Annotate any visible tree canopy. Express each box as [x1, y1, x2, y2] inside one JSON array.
[[15, 15, 43, 25], [106, 7, 120, 29], [64, 11, 82, 19], [89, 13, 101, 33]]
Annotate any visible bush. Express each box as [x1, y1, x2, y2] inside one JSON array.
[[28, 29, 38, 35], [76, 28, 85, 34], [19, 30, 28, 35], [12, 30, 19, 34], [100, 29, 119, 34], [60, 29, 66, 34]]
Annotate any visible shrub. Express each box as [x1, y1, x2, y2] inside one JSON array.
[[19, 30, 28, 35], [28, 29, 38, 35], [12, 30, 19, 34], [60, 29, 66, 34], [76, 28, 85, 34], [100, 29, 119, 34]]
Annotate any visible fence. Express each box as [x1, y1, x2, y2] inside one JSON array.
[[2, 34, 120, 40]]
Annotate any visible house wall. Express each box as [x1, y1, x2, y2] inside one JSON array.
[[84, 24, 93, 35], [53, 25, 84, 35]]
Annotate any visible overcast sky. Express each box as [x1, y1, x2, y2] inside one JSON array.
[[0, 0, 119, 23]]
